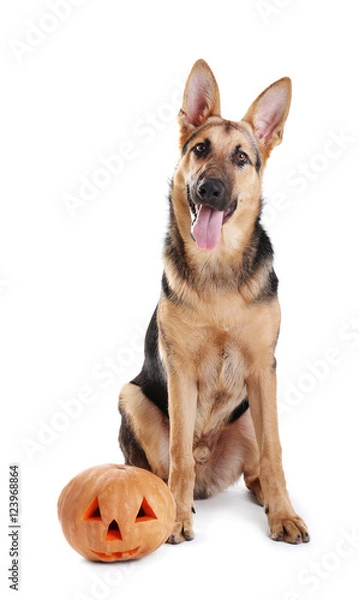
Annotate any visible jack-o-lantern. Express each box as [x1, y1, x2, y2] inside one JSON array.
[[58, 464, 175, 562]]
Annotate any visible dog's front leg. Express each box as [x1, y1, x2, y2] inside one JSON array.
[[166, 367, 197, 544], [246, 364, 310, 543], [244, 304, 310, 544]]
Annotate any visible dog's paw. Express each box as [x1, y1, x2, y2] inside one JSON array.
[[167, 519, 195, 544], [268, 512, 310, 544]]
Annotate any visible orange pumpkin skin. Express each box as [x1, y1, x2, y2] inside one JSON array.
[[58, 464, 176, 562]]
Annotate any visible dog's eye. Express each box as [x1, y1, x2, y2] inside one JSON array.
[[234, 150, 249, 166], [195, 143, 206, 154], [193, 141, 209, 157]]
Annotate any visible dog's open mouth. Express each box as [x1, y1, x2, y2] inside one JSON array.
[[187, 187, 237, 251]]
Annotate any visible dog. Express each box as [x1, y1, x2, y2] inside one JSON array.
[[118, 59, 310, 545]]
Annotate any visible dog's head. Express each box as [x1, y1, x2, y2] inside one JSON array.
[[175, 60, 291, 251]]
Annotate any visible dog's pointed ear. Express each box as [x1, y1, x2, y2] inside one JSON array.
[[178, 59, 221, 146], [242, 77, 292, 159]]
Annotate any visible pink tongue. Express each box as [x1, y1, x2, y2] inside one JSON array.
[[192, 205, 224, 250]]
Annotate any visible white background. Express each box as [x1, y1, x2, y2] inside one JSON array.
[[1, 1, 359, 599]]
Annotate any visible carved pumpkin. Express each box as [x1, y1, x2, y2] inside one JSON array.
[[58, 464, 175, 562]]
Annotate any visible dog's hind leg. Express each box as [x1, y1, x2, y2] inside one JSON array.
[[118, 382, 170, 481], [118, 411, 151, 471]]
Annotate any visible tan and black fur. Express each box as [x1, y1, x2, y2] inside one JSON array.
[[119, 60, 309, 544]]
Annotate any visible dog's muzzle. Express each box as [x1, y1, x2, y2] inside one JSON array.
[[196, 178, 226, 211], [187, 178, 237, 251]]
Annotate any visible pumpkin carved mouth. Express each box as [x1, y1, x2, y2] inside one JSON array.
[[90, 547, 140, 560]]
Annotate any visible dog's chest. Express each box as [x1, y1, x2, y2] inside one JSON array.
[[193, 327, 246, 436]]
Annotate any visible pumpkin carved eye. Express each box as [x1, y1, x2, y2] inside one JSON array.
[[82, 494, 157, 528], [82, 497, 102, 521], [135, 497, 157, 522]]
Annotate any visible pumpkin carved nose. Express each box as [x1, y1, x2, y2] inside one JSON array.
[[106, 520, 122, 541]]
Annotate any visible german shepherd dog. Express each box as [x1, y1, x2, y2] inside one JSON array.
[[119, 60, 309, 545]]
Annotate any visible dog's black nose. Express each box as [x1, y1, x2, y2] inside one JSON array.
[[197, 178, 225, 208]]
